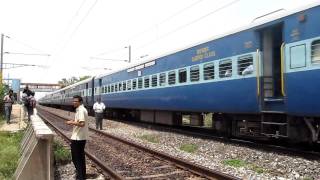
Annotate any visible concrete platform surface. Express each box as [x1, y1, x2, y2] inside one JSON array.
[[0, 104, 27, 132]]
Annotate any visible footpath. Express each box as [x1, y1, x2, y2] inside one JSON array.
[[0, 104, 28, 132]]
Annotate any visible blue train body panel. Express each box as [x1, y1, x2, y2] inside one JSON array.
[[286, 69, 320, 116], [102, 78, 259, 113], [40, 3, 320, 118]]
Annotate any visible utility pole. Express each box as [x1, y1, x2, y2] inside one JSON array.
[[128, 45, 131, 63], [1, 34, 4, 85]]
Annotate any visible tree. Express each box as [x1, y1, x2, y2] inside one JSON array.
[[58, 76, 91, 88], [0, 84, 9, 114]]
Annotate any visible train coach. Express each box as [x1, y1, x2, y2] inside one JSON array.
[[40, 2, 320, 144]]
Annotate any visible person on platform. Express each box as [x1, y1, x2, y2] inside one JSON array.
[[3, 89, 14, 124], [22, 85, 33, 121], [66, 95, 88, 180], [93, 97, 105, 130]]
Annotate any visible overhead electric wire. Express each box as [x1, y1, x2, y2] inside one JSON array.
[[128, 0, 205, 42], [4, 52, 51, 56], [57, 0, 99, 53], [135, 0, 241, 50], [93, 0, 204, 58], [5, 35, 50, 55]]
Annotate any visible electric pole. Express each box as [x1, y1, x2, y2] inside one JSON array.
[[1, 34, 4, 85], [128, 45, 131, 63]]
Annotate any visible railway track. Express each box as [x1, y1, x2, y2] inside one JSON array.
[[37, 107, 239, 180]]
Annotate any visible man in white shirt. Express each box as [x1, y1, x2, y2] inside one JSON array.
[[93, 97, 105, 130], [3, 89, 14, 124], [66, 95, 88, 180]]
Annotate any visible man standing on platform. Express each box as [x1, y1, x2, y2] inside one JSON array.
[[66, 95, 88, 180], [93, 97, 105, 130], [3, 89, 14, 124]]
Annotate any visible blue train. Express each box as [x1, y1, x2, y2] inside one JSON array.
[[40, 2, 320, 143]]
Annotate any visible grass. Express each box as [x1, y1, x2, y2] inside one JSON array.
[[223, 159, 265, 174], [223, 159, 248, 168], [0, 115, 5, 127], [53, 140, 71, 164], [0, 130, 24, 179], [137, 134, 160, 143], [179, 143, 198, 153]]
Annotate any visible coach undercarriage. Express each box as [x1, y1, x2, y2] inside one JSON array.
[[106, 108, 320, 144]]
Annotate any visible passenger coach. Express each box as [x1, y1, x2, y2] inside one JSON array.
[[40, 2, 320, 144]]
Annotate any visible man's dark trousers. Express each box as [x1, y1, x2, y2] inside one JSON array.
[[71, 140, 86, 180]]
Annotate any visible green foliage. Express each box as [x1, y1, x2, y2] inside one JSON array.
[[53, 140, 71, 164], [138, 134, 159, 143], [58, 76, 91, 88], [302, 177, 313, 180], [179, 143, 198, 153], [223, 159, 265, 174], [223, 159, 247, 168], [0, 84, 10, 114], [0, 131, 24, 179], [248, 164, 264, 174]]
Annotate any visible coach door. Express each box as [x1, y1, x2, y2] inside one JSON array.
[[259, 24, 285, 102]]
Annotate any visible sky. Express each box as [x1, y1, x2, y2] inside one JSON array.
[[0, 0, 318, 86]]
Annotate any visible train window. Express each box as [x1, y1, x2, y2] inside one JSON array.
[[107, 85, 110, 93], [311, 40, 320, 63], [151, 75, 157, 87], [219, 60, 232, 78], [190, 66, 200, 82], [127, 80, 132, 90], [119, 82, 123, 91], [203, 63, 215, 80], [179, 69, 187, 83], [138, 78, 143, 89], [132, 79, 137, 89], [111, 85, 114, 92], [115, 84, 118, 92], [168, 71, 176, 85], [144, 76, 150, 88], [159, 73, 166, 86], [123, 82, 126, 91], [290, 44, 306, 68], [238, 55, 253, 75]]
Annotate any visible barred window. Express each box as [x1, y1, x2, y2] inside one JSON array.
[[138, 78, 143, 89], [159, 73, 166, 86], [152, 75, 157, 87], [119, 82, 122, 91], [132, 79, 137, 90], [190, 66, 200, 82], [115, 84, 118, 92], [238, 55, 253, 75], [219, 60, 232, 78], [108, 85, 110, 93], [111, 85, 114, 92], [123, 81, 126, 91], [144, 76, 150, 88], [311, 40, 320, 63], [203, 63, 215, 80], [179, 68, 187, 83], [127, 80, 132, 90], [168, 71, 176, 85]]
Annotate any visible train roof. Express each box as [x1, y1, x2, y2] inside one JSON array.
[[42, 77, 94, 97], [95, 1, 320, 79]]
